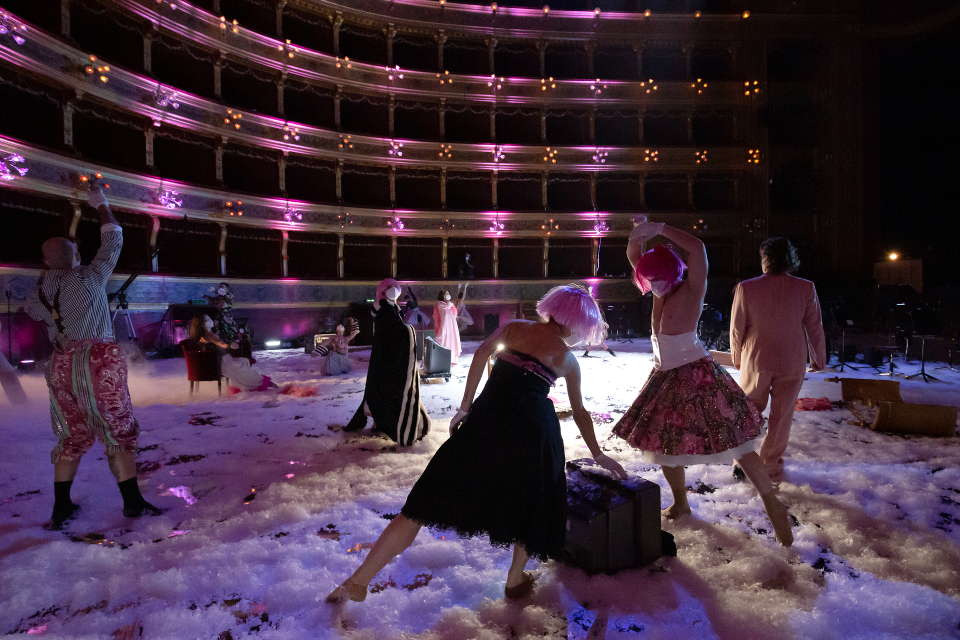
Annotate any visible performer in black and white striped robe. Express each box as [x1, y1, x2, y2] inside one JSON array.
[[345, 279, 430, 446]]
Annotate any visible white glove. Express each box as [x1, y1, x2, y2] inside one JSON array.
[[629, 221, 664, 241], [593, 453, 628, 480], [88, 185, 108, 210], [449, 408, 469, 437]]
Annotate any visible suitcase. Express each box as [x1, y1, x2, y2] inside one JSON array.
[[563, 458, 670, 574]]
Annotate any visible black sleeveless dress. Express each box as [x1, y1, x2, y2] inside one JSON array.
[[401, 350, 566, 561]]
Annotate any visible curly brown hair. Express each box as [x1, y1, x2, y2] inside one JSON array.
[[760, 237, 800, 274]]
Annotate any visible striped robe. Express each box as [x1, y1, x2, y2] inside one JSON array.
[[349, 299, 430, 446]]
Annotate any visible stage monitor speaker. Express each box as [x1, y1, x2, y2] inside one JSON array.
[[422, 336, 451, 378], [414, 329, 436, 361]]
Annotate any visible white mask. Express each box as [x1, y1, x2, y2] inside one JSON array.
[[385, 286, 401, 300], [203, 319, 214, 330], [444, 293, 451, 301]]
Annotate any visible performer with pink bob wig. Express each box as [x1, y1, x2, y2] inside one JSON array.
[[327, 284, 627, 604], [612, 219, 794, 547]]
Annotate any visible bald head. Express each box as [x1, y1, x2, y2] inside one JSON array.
[[42, 237, 80, 270]]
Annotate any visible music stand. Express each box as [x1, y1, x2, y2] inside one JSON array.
[[109, 272, 139, 342], [833, 328, 863, 372], [905, 335, 941, 383]]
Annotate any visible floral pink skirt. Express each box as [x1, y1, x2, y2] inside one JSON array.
[[613, 357, 764, 466]]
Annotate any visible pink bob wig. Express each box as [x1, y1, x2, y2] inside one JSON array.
[[536, 284, 608, 346], [632, 244, 687, 295], [375, 278, 400, 303]]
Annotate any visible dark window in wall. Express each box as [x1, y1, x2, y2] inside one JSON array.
[[0, 72, 63, 148], [449, 239, 493, 279], [771, 157, 817, 212], [11, 1, 60, 33], [341, 95, 389, 136], [0, 192, 70, 266], [157, 217, 220, 276], [694, 179, 736, 210], [598, 239, 630, 278], [396, 102, 440, 140], [495, 43, 539, 77], [644, 115, 689, 145], [221, 0, 275, 36], [223, 145, 279, 195], [283, 10, 333, 54], [646, 179, 689, 210], [445, 40, 489, 75], [343, 235, 391, 279], [706, 242, 736, 278], [395, 35, 436, 72], [496, 109, 541, 144], [71, 3, 143, 71], [446, 107, 490, 143], [548, 238, 592, 278], [596, 111, 639, 146], [596, 46, 637, 80], [397, 237, 441, 279], [498, 174, 542, 211], [74, 106, 146, 171], [693, 113, 736, 145], [643, 48, 685, 81], [396, 170, 441, 209], [222, 61, 276, 115], [691, 49, 734, 81], [153, 36, 215, 99], [286, 158, 337, 203], [74, 210, 151, 273], [545, 45, 589, 79], [155, 133, 217, 186], [341, 26, 386, 65], [597, 174, 642, 211], [498, 238, 542, 279], [447, 172, 491, 211], [546, 110, 591, 145], [547, 175, 592, 212], [768, 40, 822, 82], [341, 165, 389, 207], [287, 231, 339, 279], [284, 82, 335, 129], [767, 100, 818, 146], [226, 226, 282, 278]]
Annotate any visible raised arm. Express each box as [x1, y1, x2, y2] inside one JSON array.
[[83, 185, 122, 285], [456, 282, 468, 308], [561, 352, 626, 478], [658, 224, 708, 291], [729, 283, 747, 369]]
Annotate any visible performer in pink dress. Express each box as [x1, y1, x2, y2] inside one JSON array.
[[612, 220, 794, 547], [433, 284, 466, 363]]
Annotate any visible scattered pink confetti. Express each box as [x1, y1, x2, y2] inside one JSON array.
[[285, 473, 295, 479], [167, 529, 191, 538], [161, 485, 198, 505], [27, 625, 48, 635], [346, 542, 374, 553]]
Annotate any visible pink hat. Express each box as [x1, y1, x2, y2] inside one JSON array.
[[632, 245, 687, 295], [375, 278, 400, 302]]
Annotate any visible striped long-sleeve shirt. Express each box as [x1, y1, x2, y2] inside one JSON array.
[[32, 224, 123, 343]]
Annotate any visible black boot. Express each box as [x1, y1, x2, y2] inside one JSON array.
[[48, 480, 80, 530], [343, 404, 367, 432], [118, 477, 164, 517], [606, 347, 617, 357], [581, 350, 592, 358], [732, 465, 746, 482]]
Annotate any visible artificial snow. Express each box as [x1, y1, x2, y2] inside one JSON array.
[[1, 342, 958, 639]]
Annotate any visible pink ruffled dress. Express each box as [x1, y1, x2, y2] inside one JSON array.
[[432, 301, 462, 363]]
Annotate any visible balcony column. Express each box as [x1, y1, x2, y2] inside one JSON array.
[[589, 173, 597, 210], [143, 27, 155, 73], [542, 237, 549, 278], [149, 216, 160, 272], [638, 175, 647, 209], [440, 167, 447, 209], [388, 166, 397, 207], [490, 171, 498, 208], [632, 44, 644, 79], [213, 53, 225, 99], [438, 97, 446, 138], [486, 37, 497, 75], [60, 0, 71, 38], [335, 159, 343, 203], [492, 238, 499, 278], [334, 85, 343, 129], [441, 238, 449, 279], [637, 109, 645, 144], [332, 13, 343, 57], [275, 0, 286, 38], [489, 105, 496, 140], [687, 174, 696, 209], [686, 110, 694, 144], [436, 30, 447, 71], [683, 45, 693, 80], [588, 107, 596, 144], [388, 95, 396, 136], [281, 230, 289, 277], [537, 40, 547, 78], [541, 172, 549, 210], [215, 137, 225, 183], [591, 238, 600, 277], [539, 108, 547, 143], [145, 126, 155, 168], [218, 223, 228, 276], [276, 73, 285, 116], [390, 236, 398, 278], [278, 152, 287, 193], [386, 24, 396, 67], [585, 41, 595, 77], [337, 233, 345, 278], [67, 201, 82, 240], [62, 96, 76, 149]]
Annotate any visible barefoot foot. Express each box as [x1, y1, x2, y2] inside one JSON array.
[[662, 504, 692, 520], [325, 581, 368, 604]]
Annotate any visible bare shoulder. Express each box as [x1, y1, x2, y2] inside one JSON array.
[[556, 349, 580, 378]]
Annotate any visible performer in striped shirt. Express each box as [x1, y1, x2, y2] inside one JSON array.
[[32, 185, 161, 529]]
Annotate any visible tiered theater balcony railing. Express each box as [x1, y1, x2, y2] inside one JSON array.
[[277, 0, 848, 42], [0, 134, 738, 239], [111, 0, 758, 107], [0, 21, 758, 174]]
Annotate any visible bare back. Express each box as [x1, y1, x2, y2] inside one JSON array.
[[496, 319, 571, 374], [652, 279, 706, 336]]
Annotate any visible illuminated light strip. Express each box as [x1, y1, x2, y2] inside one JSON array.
[[112, 0, 751, 106]]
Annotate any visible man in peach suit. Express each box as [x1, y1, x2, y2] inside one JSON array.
[[730, 237, 826, 482]]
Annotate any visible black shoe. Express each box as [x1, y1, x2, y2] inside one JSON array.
[[47, 502, 80, 530], [607, 348, 617, 357], [343, 407, 367, 432], [123, 500, 164, 518], [732, 465, 746, 482], [581, 351, 592, 358]]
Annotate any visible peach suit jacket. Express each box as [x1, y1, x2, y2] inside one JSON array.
[[730, 273, 827, 376]]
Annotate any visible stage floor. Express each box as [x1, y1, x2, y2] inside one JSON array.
[[1, 342, 958, 638]]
